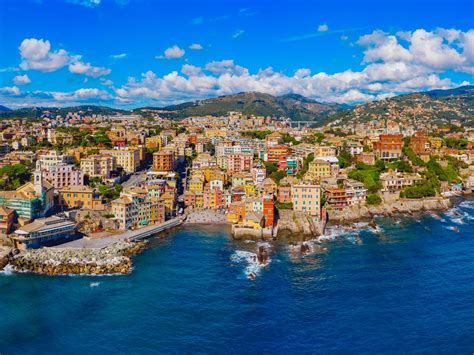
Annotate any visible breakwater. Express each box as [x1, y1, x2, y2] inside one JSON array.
[[10, 240, 146, 275]]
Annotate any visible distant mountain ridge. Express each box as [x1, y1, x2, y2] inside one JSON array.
[[324, 85, 474, 127], [1, 86, 473, 125], [147, 92, 343, 122]]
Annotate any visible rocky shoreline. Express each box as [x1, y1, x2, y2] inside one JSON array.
[[9, 240, 147, 276], [327, 197, 452, 222]]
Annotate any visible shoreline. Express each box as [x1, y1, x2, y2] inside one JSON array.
[[1, 196, 471, 277]]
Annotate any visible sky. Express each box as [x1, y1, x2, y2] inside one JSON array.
[[0, 0, 473, 108]]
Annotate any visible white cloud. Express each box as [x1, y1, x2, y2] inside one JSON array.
[[111, 53, 127, 59], [340, 35, 349, 41], [69, 61, 111, 78], [189, 43, 203, 50], [0, 86, 21, 96], [66, 0, 101, 7], [157, 45, 185, 59], [8, 27, 472, 108], [318, 24, 329, 32], [13, 74, 31, 85], [204, 60, 248, 75], [232, 30, 245, 39], [181, 64, 202, 76], [19, 38, 72, 72]]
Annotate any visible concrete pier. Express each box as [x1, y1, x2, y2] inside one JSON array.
[[53, 217, 184, 249]]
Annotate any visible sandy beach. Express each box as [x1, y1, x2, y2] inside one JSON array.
[[185, 210, 229, 224]]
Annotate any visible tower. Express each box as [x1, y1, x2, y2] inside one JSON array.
[[34, 161, 44, 197]]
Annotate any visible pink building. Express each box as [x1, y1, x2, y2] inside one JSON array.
[[227, 153, 254, 175], [42, 164, 83, 189]]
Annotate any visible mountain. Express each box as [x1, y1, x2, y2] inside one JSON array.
[[146, 92, 343, 122], [0, 105, 11, 112], [0, 105, 126, 119], [324, 85, 474, 127]]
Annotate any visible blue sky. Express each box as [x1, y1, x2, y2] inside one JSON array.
[[0, 0, 473, 108]]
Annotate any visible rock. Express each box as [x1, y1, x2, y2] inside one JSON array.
[[10, 240, 146, 276]]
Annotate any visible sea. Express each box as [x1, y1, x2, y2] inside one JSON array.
[[1, 197, 473, 354]]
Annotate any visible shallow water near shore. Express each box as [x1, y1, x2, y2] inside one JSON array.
[[1, 198, 474, 353]]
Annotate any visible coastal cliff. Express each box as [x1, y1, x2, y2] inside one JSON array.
[[9, 240, 146, 276], [328, 197, 452, 222], [276, 210, 325, 240]]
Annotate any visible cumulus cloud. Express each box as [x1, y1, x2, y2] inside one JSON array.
[[0, 86, 21, 96], [0, 87, 113, 108], [9, 27, 473, 107], [189, 43, 203, 50], [69, 61, 111, 78], [358, 28, 473, 74], [181, 64, 202, 76], [318, 24, 329, 32], [13, 74, 31, 85], [156, 45, 185, 59], [19, 38, 73, 72]]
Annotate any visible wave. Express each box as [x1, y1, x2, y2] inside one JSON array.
[[90, 282, 101, 287], [230, 250, 270, 280], [0, 264, 14, 276]]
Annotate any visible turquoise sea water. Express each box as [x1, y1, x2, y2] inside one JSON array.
[[1, 198, 474, 353]]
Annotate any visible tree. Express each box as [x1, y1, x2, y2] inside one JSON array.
[[366, 193, 382, 205], [264, 162, 278, 175], [270, 170, 286, 184]]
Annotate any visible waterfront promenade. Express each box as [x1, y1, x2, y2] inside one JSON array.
[[53, 218, 184, 249]]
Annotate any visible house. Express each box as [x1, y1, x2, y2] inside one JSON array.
[[58, 185, 104, 210], [373, 134, 403, 161], [11, 215, 77, 249]]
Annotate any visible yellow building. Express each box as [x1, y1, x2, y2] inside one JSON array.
[[99, 148, 140, 173], [189, 177, 204, 192], [58, 185, 104, 210], [205, 128, 226, 138], [145, 135, 163, 149], [305, 159, 331, 181]]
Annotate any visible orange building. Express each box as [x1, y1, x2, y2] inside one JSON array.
[[266, 145, 288, 163], [153, 151, 175, 172], [410, 131, 429, 155], [373, 134, 403, 161], [263, 196, 275, 227]]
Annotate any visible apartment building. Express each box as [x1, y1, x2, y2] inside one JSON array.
[[153, 151, 175, 172], [291, 183, 321, 219], [99, 148, 140, 173], [80, 155, 116, 179]]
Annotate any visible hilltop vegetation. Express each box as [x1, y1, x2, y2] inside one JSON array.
[[326, 85, 474, 127], [149, 92, 343, 121]]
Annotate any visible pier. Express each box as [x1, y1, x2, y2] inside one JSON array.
[[53, 217, 184, 249]]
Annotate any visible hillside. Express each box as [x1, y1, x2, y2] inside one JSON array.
[[325, 85, 474, 127], [0, 105, 126, 119], [0, 105, 10, 112], [146, 92, 343, 121]]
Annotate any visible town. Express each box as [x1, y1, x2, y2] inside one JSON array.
[[0, 105, 472, 257]]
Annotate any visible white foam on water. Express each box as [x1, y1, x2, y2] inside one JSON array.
[[90, 282, 100, 287], [430, 213, 447, 223], [0, 264, 14, 276], [444, 208, 466, 225], [444, 225, 460, 232], [230, 250, 270, 280], [459, 200, 474, 210]]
